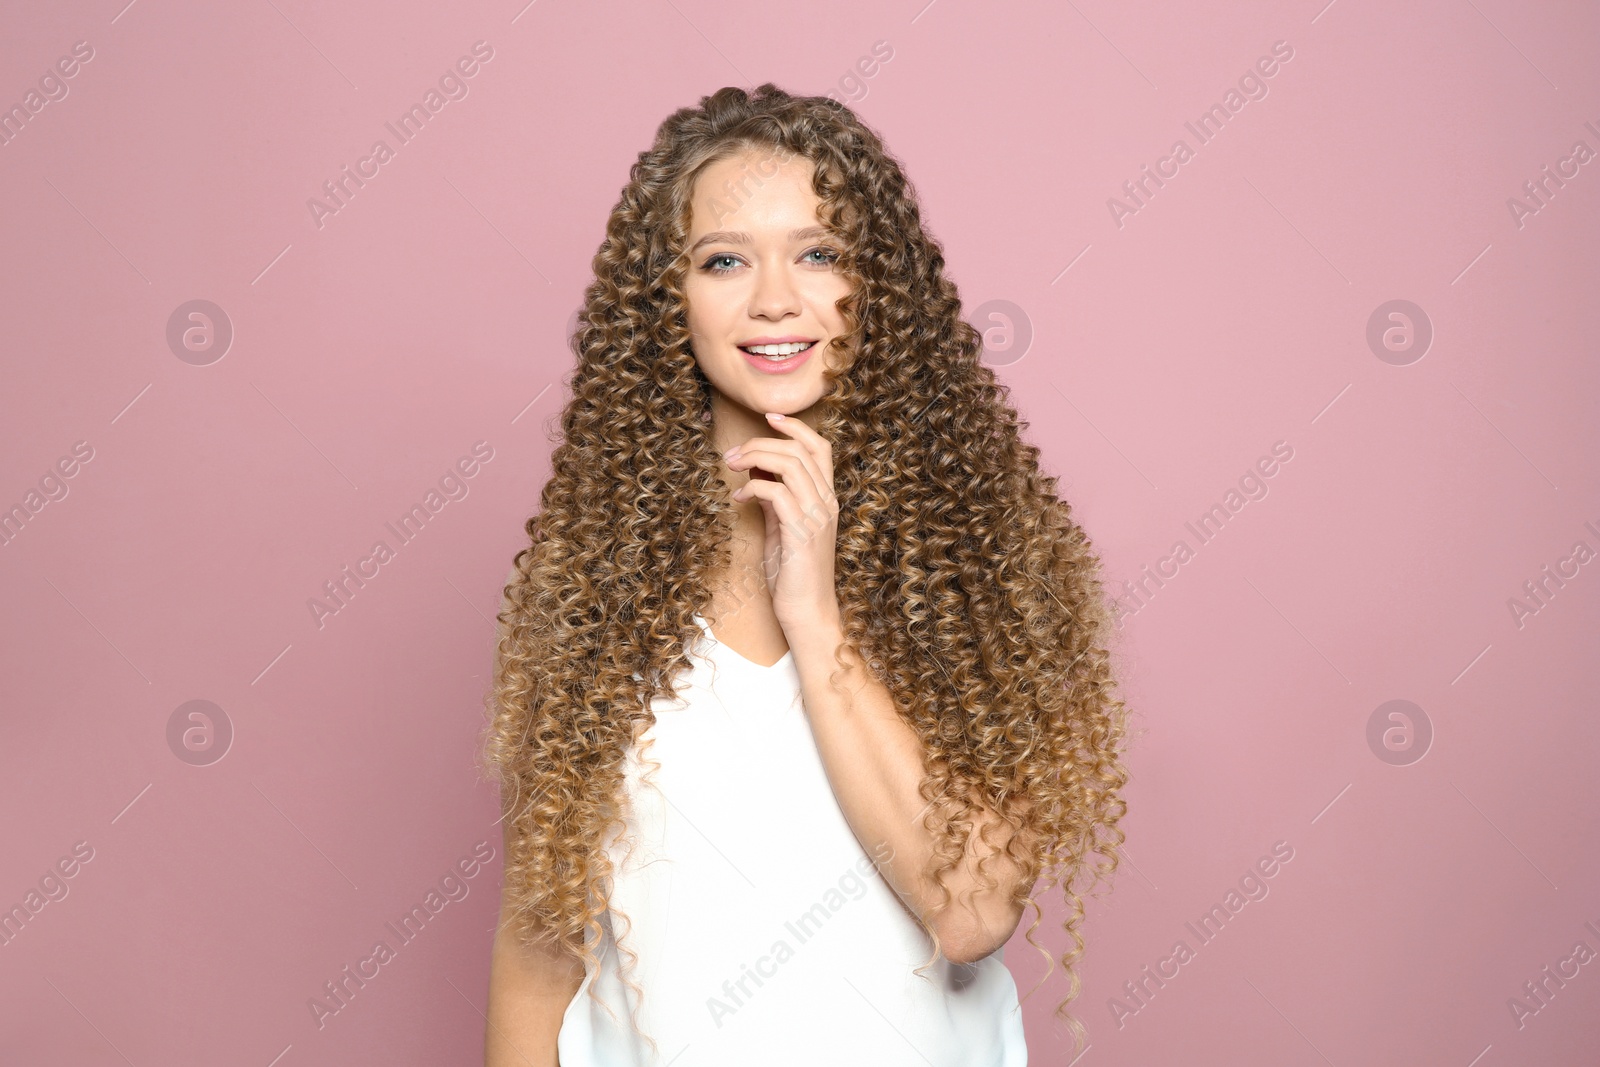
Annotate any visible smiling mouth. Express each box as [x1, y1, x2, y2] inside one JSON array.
[[737, 341, 817, 360]]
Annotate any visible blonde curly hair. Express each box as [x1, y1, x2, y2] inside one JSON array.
[[479, 82, 1132, 1055]]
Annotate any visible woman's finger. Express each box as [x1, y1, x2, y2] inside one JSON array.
[[729, 447, 824, 507], [734, 480, 835, 560], [761, 414, 835, 499]]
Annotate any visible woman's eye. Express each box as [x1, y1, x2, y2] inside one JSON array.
[[701, 248, 839, 275]]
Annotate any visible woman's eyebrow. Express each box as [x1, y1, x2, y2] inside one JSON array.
[[688, 225, 831, 254]]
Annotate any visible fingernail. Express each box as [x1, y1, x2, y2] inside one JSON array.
[[766, 412, 784, 421], [723, 447, 740, 458]]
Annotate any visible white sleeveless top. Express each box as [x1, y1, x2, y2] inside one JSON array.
[[557, 612, 1028, 1065]]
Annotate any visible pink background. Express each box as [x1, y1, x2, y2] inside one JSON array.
[[2, 0, 1597, 1063]]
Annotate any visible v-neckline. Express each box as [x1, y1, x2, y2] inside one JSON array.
[[693, 613, 794, 671]]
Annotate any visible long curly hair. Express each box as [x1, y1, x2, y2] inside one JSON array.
[[479, 82, 1131, 1055]]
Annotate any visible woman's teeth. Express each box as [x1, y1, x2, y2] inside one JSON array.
[[740, 341, 815, 358]]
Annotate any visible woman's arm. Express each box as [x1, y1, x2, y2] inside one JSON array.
[[788, 608, 1036, 967], [728, 414, 1037, 966], [484, 561, 583, 1065], [483, 816, 584, 1066]]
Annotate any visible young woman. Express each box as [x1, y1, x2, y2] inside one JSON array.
[[481, 84, 1130, 1066]]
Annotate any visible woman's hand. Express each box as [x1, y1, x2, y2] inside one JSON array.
[[723, 412, 841, 632]]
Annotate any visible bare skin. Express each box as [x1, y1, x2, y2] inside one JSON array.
[[703, 484, 794, 666], [483, 817, 583, 1066]]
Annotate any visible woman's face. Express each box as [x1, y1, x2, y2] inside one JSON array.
[[681, 148, 853, 432]]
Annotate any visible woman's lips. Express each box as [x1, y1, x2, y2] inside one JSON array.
[[738, 341, 815, 375]]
